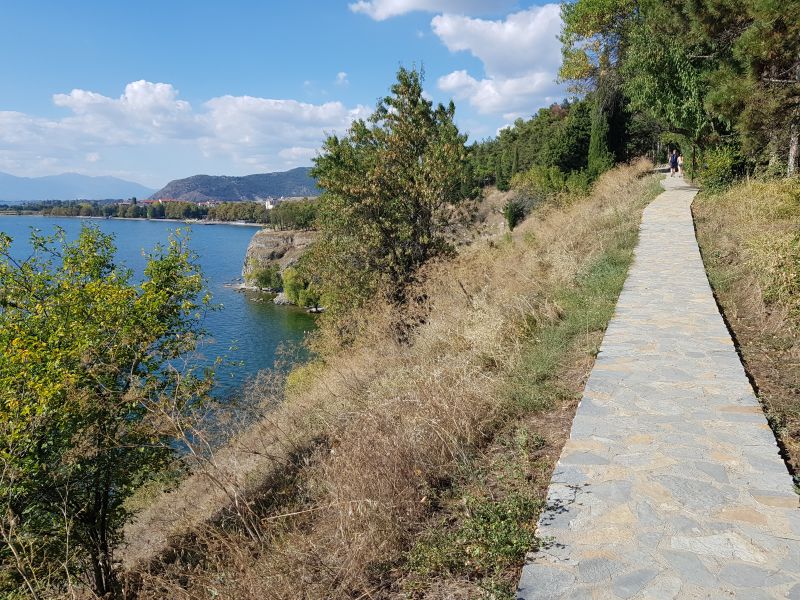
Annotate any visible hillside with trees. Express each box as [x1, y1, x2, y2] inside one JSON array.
[[150, 167, 319, 201]]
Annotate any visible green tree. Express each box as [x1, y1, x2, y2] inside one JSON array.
[[282, 266, 320, 308], [702, 0, 800, 172], [308, 67, 471, 322], [495, 153, 510, 191], [560, 0, 800, 176], [588, 95, 616, 177], [268, 199, 318, 229], [251, 264, 283, 290], [0, 227, 212, 597], [510, 144, 520, 176], [503, 198, 525, 231]]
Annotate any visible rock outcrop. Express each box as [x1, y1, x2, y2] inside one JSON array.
[[242, 229, 317, 280]]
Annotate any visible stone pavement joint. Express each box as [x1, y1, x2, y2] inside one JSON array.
[[516, 176, 800, 600]]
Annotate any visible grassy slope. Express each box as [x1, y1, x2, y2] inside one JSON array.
[[693, 178, 800, 477], [130, 162, 661, 599]]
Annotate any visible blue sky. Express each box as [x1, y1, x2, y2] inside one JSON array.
[[0, 0, 564, 187]]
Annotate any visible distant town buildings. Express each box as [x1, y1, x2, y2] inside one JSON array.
[[263, 196, 308, 210], [141, 196, 309, 208]]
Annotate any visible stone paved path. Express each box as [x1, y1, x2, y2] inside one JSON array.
[[517, 176, 800, 599]]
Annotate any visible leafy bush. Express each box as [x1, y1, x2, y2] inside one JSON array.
[[250, 265, 283, 290], [701, 146, 741, 191], [409, 494, 540, 578], [511, 165, 568, 207], [503, 198, 525, 231], [283, 267, 320, 308], [0, 227, 210, 596], [565, 170, 591, 195]]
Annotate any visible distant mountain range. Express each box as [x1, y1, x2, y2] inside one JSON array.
[[150, 167, 319, 202], [0, 172, 156, 202]]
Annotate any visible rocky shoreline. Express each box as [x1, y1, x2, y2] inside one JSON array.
[[233, 228, 324, 313], [238, 228, 317, 309], [241, 229, 317, 279]]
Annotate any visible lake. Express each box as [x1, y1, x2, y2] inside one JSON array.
[[0, 215, 316, 398]]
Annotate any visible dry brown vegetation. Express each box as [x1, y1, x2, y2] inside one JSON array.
[[123, 160, 659, 599], [694, 178, 800, 474]]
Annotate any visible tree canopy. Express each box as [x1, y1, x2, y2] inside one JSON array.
[[559, 0, 800, 174], [307, 67, 472, 327], [0, 227, 212, 597]]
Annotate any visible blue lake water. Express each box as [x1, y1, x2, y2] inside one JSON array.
[[0, 215, 316, 398]]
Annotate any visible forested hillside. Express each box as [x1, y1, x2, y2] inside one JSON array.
[[150, 167, 318, 201]]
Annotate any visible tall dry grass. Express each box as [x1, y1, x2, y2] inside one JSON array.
[[694, 177, 800, 472], [126, 160, 656, 599]]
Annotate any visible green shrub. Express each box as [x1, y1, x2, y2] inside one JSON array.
[[251, 265, 283, 290], [701, 146, 740, 191], [283, 267, 321, 308], [565, 170, 591, 195], [511, 165, 568, 206], [503, 198, 526, 231], [409, 494, 540, 578]]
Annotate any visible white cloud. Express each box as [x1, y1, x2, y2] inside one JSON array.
[[200, 95, 368, 167], [438, 69, 559, 119], [432, 5, 562, 78], [335, 71, 349, 86], [0, 81, 369, 184], [349, 0, 514, 20], [52, 80, 201, 143], [278, 147, 319, 161], [433, 5, 564, 116]]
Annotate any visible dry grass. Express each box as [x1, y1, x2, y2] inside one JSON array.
[[124, 160, 658, 599], [693, 177, 800, 474]]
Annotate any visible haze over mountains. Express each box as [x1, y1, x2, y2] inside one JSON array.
[[150, 167, 319, 202], [0, 167, 319, 203], [0, 172, 156, 202]]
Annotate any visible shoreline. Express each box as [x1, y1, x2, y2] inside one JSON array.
[[0, 213, 265, 228]]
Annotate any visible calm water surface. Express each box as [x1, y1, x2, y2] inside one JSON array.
[[0, 215, 316, 398]]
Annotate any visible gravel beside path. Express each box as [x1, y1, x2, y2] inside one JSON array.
[[517, 176, 800, 599]]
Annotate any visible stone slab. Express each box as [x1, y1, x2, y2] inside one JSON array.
[[517, 176, 800, 599]]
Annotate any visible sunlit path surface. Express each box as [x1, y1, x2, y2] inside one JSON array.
[[517, 176, 800, 599]]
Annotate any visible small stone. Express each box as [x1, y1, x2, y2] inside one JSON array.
[[612, 568, 659, 598], [659, 550, 716, 587], [719, 563, 772, 588], [516, 564, 575, 600], [576, 557, 625, 583]]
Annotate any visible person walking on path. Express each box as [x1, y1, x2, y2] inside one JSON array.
[[678, 153, 684, 176], [669, 149, 679, 177]]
